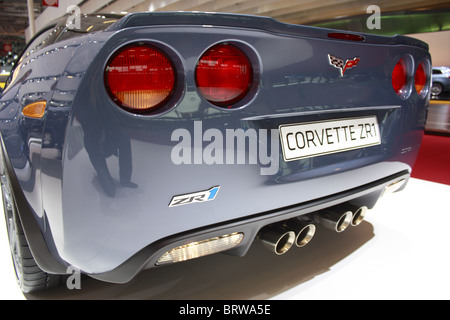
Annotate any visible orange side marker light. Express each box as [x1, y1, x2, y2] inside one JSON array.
[[22, 101, 46, 119]]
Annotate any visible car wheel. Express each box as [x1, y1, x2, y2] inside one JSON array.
[[1, 164, 61, 293], [431, 82, 443, 96]]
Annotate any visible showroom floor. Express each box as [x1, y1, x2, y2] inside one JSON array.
[[1, 140, 449, 300]]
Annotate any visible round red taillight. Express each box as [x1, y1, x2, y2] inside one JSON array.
[[195, 43, 253, 108], [105, 44, 175, 113], [392, 58, 407, 97], [415, 62, 427, 96]]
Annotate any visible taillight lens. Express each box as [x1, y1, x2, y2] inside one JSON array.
[[392, 58, 407, 97], [195, 43, 252, 108], [105, 44, 175, 113], [415, 62, 427, 95]]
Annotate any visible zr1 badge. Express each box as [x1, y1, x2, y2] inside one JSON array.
[[168, 186, 220, 207]]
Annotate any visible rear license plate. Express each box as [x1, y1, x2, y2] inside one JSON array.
[[279, 116, 381, 161]]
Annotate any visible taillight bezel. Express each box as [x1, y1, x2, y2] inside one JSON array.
[[104, 41, 185, 116], [195, 41, 260, 110]]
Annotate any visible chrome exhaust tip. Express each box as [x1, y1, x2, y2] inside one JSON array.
[[317, 209, 352, 233], [286, 218, 316, 247], [350, 205, 368, 226], [258, 225, 295, 255]]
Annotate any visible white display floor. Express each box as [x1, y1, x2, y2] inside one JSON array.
[[1, 178, 449, 300]]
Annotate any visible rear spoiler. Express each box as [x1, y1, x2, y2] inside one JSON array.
[[107, 12, 428, 51]]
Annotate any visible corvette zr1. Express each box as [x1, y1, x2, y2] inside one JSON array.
[[0, 12, 430, 292]]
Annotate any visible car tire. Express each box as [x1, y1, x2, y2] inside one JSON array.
[[1, 163, 61, 293], [431, 82, 443, 96]]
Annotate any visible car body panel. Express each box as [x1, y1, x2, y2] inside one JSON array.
[[0, 12, 431, 278]]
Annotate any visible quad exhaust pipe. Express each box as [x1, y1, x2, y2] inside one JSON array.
[[258, 203, 368, 255], [258, 224, 296, 255], [258, 217, 316, 255], [316, 208, 353, 233], [349, 204, 368, 227], [286, 218, 316, 248], [316, 204, 368, 232]]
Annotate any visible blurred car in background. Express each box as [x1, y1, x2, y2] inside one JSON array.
[[431, 66, 450, 96]]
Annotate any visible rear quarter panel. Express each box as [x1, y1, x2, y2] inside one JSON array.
[[0, 32, 108, 259]]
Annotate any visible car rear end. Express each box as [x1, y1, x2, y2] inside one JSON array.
[[52, 12, 430, 282]]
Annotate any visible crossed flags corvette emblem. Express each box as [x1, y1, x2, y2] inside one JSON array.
[[328, 54, 360, 76]]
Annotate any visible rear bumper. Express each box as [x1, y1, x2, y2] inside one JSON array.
[[89, 170, 409, 284]]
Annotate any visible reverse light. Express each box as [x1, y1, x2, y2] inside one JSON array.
[[105, 44, 175, 113], [195, 43, 252, 108], [156, 232, 244, 265], [392, 58, 407, 97], [415, 61, 427, 96]]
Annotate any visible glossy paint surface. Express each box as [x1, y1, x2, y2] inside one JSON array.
[[0, 13, 430, 274]]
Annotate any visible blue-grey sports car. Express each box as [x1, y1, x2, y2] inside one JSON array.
[[0, 12, 431, 293]]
